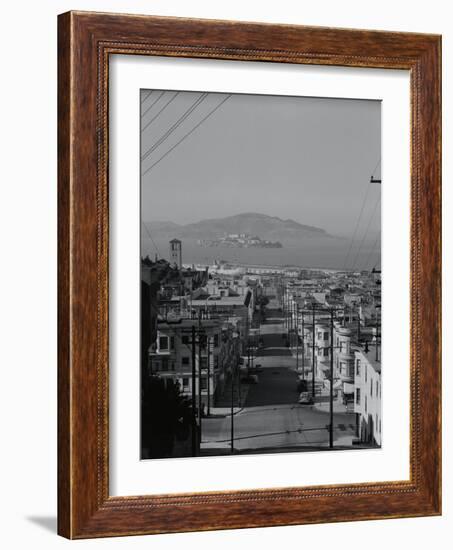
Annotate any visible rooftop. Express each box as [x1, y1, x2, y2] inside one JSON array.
[[157, 318, 222, 331], [192, 296, 248, 307]]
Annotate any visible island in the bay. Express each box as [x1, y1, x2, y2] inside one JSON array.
[[197, 233, 283, 249]]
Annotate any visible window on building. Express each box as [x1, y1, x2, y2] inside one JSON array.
[[214, 334, 219, 347], [323, 332, 328, 341], [161, 358, 169, 371], [365, 365, 368, 383], [201, 377, 207, 390], [323, 348, 329, 357], [159, 336, 169, 351], [317, 331, 323, 340], [356, 359, 361, 375], [182, 335, 189, 345], [356, 388, 361, 404], [318, 348, 323, 357], [182, 377, 189, 388], [182, 356, 190, 366], [370, 379, 373, 396]]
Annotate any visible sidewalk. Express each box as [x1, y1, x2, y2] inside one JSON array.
[[313, 393, 351, 414], [207, 405, 244, 417]]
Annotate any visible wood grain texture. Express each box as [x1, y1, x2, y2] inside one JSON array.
[[57, 11, 442, 539]]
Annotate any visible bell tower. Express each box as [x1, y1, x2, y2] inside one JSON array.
[[169, 239, 182, 268]]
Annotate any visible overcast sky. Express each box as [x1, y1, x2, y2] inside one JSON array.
[[140, 90, 381, 238]]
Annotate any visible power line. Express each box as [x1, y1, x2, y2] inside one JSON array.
[[342, 179, 372, 270], [364, 232, 380, 271], [142, 94, 232, 176], [342, 157, 381, 270], [141, 90, 153, 103], [141, 91, 180, 133], [141, 222, 161, 258], [351, 195, 381, 271], [141, 90, 165, 118], [141, 93, 208, 162], [371, 158, 381, 179]]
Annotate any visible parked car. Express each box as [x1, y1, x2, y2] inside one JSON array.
[[297, 379, 308, 393], [249, 364, 263, 374], [241, 374, 259, 384], [298, 391, 314, 405]]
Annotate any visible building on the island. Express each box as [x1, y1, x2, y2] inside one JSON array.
[[354, 344, 381, 446], [169, 238, 182, 268]]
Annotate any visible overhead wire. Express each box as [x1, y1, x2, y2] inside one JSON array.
[[364, 232, 381, 270], [351, 195, 381, 271], [342, 157, 381, 270], [141, 91, 180, 133], [141, 90, 153, 103], [141, 221, 161, 258], [142, 94, 231, 176], [141, 90, 165, 117], [141, 93, 208, 162]]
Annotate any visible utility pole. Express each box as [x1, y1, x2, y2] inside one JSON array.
[[285, 291, 287, 330], [281, 282, 285, 326], [230, 362, 235, 454], [206, 335, 210, 416], [197, 313, 202, 436], [291, 298, 294, 337], [357, 305, 361, 341], [301, 311, 305, 380], [376, 308, 380, 362], [329, 308, 334, 448], [191, 325, 197, 456], [312, 303, 316, 398], [283, 284, 286, 328], [295, 304, 299, 373], [289, 298, 292, 342]]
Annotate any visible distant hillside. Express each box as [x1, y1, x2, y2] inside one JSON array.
[[143, 212, 334, 242]]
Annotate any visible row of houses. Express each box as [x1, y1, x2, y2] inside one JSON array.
[[282, 272, 381, 446], [141, 240, 260, 412]]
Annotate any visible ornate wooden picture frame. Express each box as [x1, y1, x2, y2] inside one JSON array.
[[58, 11, 441, 539]]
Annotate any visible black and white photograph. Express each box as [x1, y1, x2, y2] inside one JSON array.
[[140, 89, 382, 460]]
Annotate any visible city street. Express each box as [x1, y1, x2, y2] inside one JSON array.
[[201, 299, 356, 455]]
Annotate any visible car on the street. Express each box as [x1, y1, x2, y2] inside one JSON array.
[[298, 391, 314, 405], [249, 364, 263, 374], [297, 379, 308, 393], [241, 374, 259, 384]]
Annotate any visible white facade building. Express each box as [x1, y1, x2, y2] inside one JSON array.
[[354, 346, 382, 446]]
